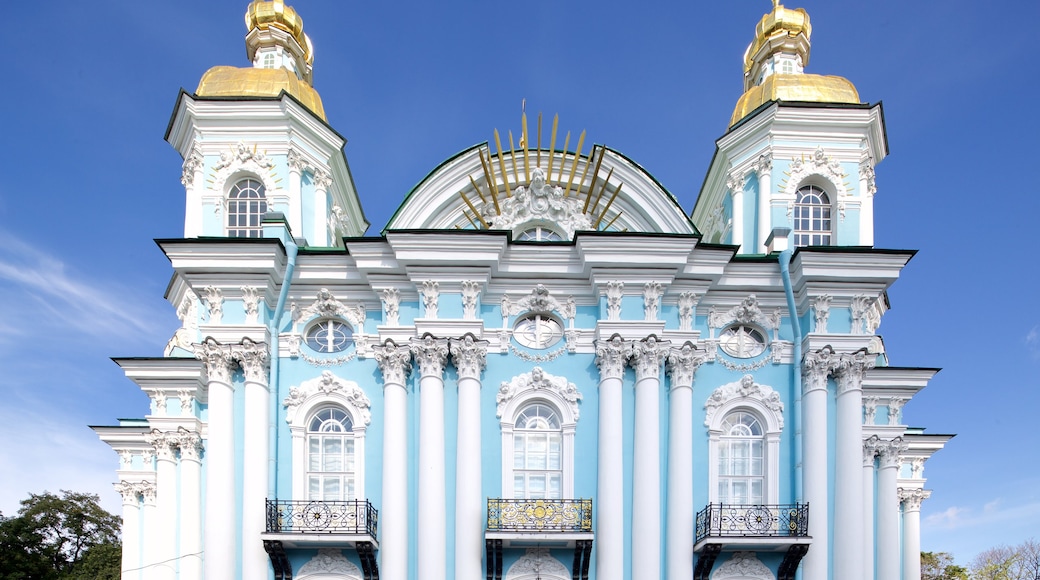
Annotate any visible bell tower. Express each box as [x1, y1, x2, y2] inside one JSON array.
[[692, 2, 886, 253], [166, 0, 367, 246]]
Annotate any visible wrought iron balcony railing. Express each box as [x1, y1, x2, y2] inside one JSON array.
[[695, 503, 809, 544], [266, 499, 378, 537], [487, 498, 593, 533]]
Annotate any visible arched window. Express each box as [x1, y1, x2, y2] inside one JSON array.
[[512, 402, 563, 499], [792, 184, 831, 246], [717, 411, 765, 505], [306, 407, 356, 501], [227, 178, 268, 238], [517, 226, 563, 242]]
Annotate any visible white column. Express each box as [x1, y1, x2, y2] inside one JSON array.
[[833, 351, 875, 580], [177, 430, 204, 580], [410, 336, 449, 580], [139, 482, 158, 578], [863, 436, 880, 580], [628, 336, 669, 580], [859, 160, 877, 246], [755, 155, 773, 253], [375, 341, 413, 580], [287, 149, 304, 236], [147, 430, 178, 580], [451, 336, 489, 580], [665, 343, 705, 580], [312, 169, 331, 246], [196, 338, 237, 580], [900, 488, 930, 580], [182, 147, 204, 238], [117, 482, 142, 580], [801, 347, 835, 580], [728, 172, 745, 252], [595, 336, 627, 580], [236, 338, 270, 580], [877, 439, 908, 580]]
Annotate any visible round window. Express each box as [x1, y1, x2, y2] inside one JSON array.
[[304, 320, 354, 353], [513, 313, 564, 349], [719, 324, 767, 358]]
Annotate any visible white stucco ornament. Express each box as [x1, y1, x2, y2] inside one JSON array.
[[297, 548, 362, 579], [712, 551, 775, 580], [283, 371, 371, 426], [504, 547, 570, 580], [291, 288, 366, 332], [487, 168, 592, 238], [497, 367, 582, 420], [705, 374, 784, 429]]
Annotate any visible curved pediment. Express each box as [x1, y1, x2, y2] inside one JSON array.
[[385, 116, 696, 238]]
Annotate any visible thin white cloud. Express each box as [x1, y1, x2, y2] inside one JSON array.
[[1027, 326, 1040, 359], [0, 229, 170, 344], [924, 498, 1040, 531], [0, 405, 123, 517]]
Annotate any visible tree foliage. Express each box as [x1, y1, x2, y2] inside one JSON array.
[[969, 540, 1040, 580], [0, 490, 121, 580], [923, 551, 970, 579]]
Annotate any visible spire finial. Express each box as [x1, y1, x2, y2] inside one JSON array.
[[772, 0, 780, 9]]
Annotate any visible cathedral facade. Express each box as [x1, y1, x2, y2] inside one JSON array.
[[93, 2, 951, 579]]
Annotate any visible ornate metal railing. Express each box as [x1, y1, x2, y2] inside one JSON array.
[[266, 499, 378, 537], [487, 498, 593, 533], [695, 503, 809, 544]]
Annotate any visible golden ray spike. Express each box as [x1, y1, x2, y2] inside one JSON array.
[[459, 191, 489, 228], [522, 113, 530, 183], [589, 167, 615, 217], [477, 148, 501, 214], [564, 130, 586, 198], [536, 112, 542, 169], [602, 211, 623, 231], [595, 182, 623, 228], [468, 175, 487, 204], [493, 129, 512, 196], [558, 131, 570, 185], [547, 114, 559, 182], [508, 130, 519, 187], [582, 145, 605, 214], [461, 209, 478, 229]]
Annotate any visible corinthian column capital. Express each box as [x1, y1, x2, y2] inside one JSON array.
[[666, 342, 706, 388], [194, 337, 235, 384], [450, 335, 488, 381], [863, 434, 881, 467], [898, 488, 931, 512], [595, 334, 627, 381], [146, 429, 178, 462], [878, 437, 909, 470], [410, 334, 449, 378], [374, 339, 412, 385], [177, 427, 204, 462], [628, 335, 671, 381], [234, 337, 269, 385], [834, 348, 875, 396], [802, 345, 836, 395]]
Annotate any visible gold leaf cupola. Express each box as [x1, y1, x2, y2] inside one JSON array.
[[730, 1, 860, 127], [195, 0, 326, 120]]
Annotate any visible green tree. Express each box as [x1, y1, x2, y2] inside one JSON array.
[[0, 490, 121, 580], [922, 551, 969, 579]]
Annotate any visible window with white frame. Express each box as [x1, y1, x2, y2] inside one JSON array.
[[719, 324, 767, 359], [512, 402, 563, 499], [227, 177, 268, 238], [517, 226, 564, 242], [498, 368, 581, 499], [705, 377, 784, 506], [717, 410, 765, 505], [792, 184, 831, 246], [306, 407, 356, 501]]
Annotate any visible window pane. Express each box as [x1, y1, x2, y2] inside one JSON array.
[[323, 477, 340, 501]]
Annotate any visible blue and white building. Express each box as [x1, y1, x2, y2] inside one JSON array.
[[93, 1, 952, 579]]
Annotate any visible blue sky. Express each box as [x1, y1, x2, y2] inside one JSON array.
[[0, 0, 1037, 565]]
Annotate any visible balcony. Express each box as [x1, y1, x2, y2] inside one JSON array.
[[485, 498, 594, 580], [693, 503, 811, 580], [261, 499, 378, 548]]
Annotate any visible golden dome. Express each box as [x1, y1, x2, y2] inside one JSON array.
[[196, 66, 326, 121], [744, 4, 811, 73], [730, 73, 859, 127], [244, 0, 313, 65]]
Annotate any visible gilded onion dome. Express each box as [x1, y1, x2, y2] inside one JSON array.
[[730, 2, 860, 127], [195, 0, 325, 121]]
